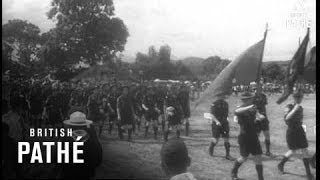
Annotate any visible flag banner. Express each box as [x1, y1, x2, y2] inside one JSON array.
[[304, 46, 316, 67], [277, 29, 310, 104], [303, 46, 316, 83], [193, 40, 265, 109]]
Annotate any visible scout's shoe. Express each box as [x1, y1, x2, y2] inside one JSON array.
[[225, 155, 234, 161], [278, 156, 289, 175]]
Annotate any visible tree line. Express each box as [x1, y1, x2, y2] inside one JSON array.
[[2, 0, 288, 83]]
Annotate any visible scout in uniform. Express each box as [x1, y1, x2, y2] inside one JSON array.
[[107, 85, 119, 135], [277, 90, 314, 180], [155, 84, 166, 133], [253, 90, 272, 156], [117, 86, 136, 141], [208, 98, 231, 160], [87, 88, 104, 132], [231, 92, 265, 180], [142, 87, 160, 139], [164, 85, 183, 142], [178, 84, 191, 136], [28, 82, 44, 128]]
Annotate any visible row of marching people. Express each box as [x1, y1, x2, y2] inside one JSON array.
[[206, 89, 316, 180], [2, 73, 192, 142], [108, 83, 191, 142]]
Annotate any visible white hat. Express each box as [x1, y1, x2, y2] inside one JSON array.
[[63, 111, 93, 127]]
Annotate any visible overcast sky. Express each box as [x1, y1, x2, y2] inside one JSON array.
[[2, 0, 316, 61]]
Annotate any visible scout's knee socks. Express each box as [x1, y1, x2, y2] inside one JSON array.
[[153, 126, 158, 139], [231, 160, 242, 179], [161, 120, 165, 132], [144, 126, 149, 137], [209, 142, 215, 156], [185, 122, 190, 136], [137, 120, 141, 131], [255, 164, 264, 180], [118, 124, 123, 140], [109, 123, 113, 134], [224, 142, 231, 158], [278, 156, 289, 174], [303, 158, 313, 179], [164, 130, 169, 142], [132, 123, 136, 133], [265, 139, 271, 155], [176, 130, 180, 138], [128, 129, 132, 141]]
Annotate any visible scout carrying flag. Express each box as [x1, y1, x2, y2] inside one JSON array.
[[276, 28, 310, 104], [193, 25, 268, 109]]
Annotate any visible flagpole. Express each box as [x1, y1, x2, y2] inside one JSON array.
[[256, 23, 269, 94], [296, 28, 310, 90]]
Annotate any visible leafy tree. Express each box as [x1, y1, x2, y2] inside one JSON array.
[[175, 61, 194, 79], [262, 63, 285, 82], [159, 44, 171, 62], [202, 56, 230, 77], [2, 19, 41, 65], [46, 0, 129, 67], [148, 45, 158, 59]]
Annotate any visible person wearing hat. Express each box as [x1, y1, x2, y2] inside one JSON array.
[[133, 85, 146, 132], [253, 87, 272, 156], [142, 86, 160, 139], [107, 85, 119, 135], [155, 84, 167, 133], [57, 112, 102, 179], [28, 83, 44, 128], [277, 89, 314, 180], [117, 86, 136, 141], [128, 83, 139, 135], [160, 138, 196, 180], [44, 85, 63, 127], [177, 84, 191, 136], [231, 92, 265, 180], [164, 86, 183, 142], [208, 97, 232, 160]]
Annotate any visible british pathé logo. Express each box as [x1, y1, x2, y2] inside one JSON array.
[[286, 0, 312, 29]]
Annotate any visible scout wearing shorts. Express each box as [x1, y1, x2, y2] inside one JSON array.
[[253, 91, 272, 156], [164, 86, 183, 142], [231, 92, 265, 180], [277, 89, 314, 180], [208, 98, 231, 160], [142, 87, 160, 139], [178, 84, 191, 136], [107, 85, 119, 135], [117, 86, 136, 141]]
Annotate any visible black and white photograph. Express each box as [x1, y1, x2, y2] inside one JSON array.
[[2, 0, 316, 179]]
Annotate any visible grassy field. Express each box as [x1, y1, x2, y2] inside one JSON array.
[[96, 94, 316, 180]]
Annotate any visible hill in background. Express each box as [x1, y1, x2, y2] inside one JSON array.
[[177, 56, 291, 81]]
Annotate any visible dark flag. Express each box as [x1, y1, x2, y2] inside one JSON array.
[[193, 39, 266, 109], [276, 28, 310, 104], [303, 46, 316, 84]]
